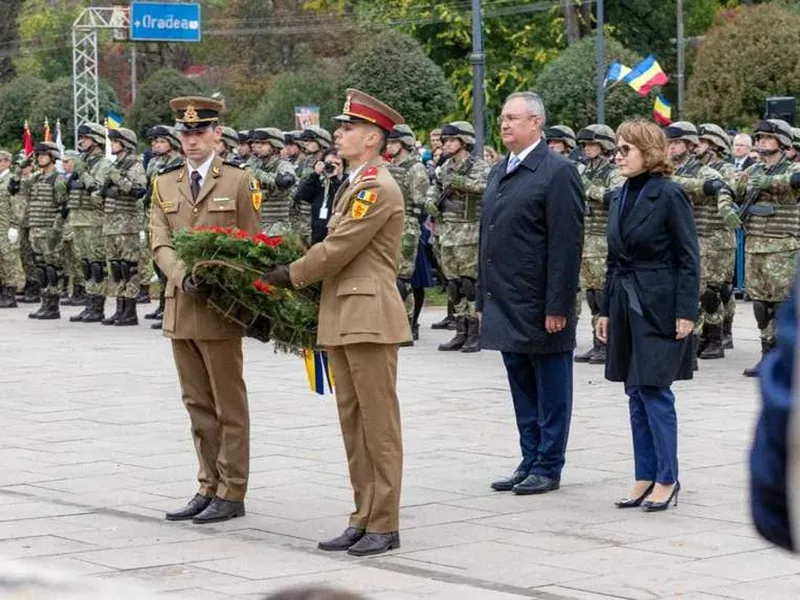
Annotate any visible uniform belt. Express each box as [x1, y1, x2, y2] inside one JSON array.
[[616, 262, 671, 317]]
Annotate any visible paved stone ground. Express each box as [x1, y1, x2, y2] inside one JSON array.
[[1, 299, 798, 600]]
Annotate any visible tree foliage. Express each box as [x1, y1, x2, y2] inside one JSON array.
[[127, 68, 206, 138], [0, 0, 25, 84], [342, 29, 455, 132], [0, 74, 47, 151], [535, 36, 653, 129], [244, 65, 341, 131], [27, 77, 121, 149], [685, 3, 800, 128]]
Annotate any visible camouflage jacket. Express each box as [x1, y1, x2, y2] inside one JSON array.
[[0, 170, 12, 232], [252, 155, 296, 227], [103, 153, 147, 235], [732, 155, 800, 250], [26, 170, 68, 229], [582, 157, 624, 237], [386, 155, 429, 221], [672, 156, 736, 238], [68, 151, 112, 227], [425, 154, 490, 222]]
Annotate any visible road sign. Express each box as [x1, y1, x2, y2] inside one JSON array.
[[130, 2, 201, 43]]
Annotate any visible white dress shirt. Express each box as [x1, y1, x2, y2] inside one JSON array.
[[187, 153, 215, 188]]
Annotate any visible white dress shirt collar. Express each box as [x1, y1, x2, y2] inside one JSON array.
[[187, 153, 215, 184], [509, 138, 541, 166]]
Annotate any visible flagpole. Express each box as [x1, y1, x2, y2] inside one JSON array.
[[595, 0, 605, 124], [677, 0, 685, 119]]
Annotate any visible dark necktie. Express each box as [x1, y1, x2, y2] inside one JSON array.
[[190, 171, 202, 202]]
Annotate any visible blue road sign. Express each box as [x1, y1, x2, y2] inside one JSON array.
[[130, 2, 201, 43]]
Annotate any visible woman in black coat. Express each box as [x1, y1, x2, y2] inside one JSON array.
[[596, 119, 699, 513]]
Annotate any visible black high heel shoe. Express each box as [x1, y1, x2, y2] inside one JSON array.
[[615, 482, 655, 508], [642, 481, 680, 512]]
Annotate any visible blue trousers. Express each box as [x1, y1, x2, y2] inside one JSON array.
[[501, 351, 573, 481], [626, 385, 678, 484]]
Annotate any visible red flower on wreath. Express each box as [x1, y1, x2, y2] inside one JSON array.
[[253, 232, 283, 248], [253, 279, 274, 295]]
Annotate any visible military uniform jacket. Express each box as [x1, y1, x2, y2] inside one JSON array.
[[149, 155, 262, 340], [289, 156, 412, 347]]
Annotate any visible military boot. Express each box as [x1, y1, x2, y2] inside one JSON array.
[[574, 336, 598, 363], [743, 340, 772, 378], [0, 286, 17, 308], [80, 295, 106, 323], [62, 284, 88, 306], [151, 319, 163, 330], [438, 317, 467, 351], [102, 297, 124, 326], [115, 297, 139, 326], [37, 294, 61, 320], [136, 285, 151, 304], [588, 341, 607, 365], [28, 294, 49, 319], [431, 301, 455, 330], [722, 317, 734, 350], [21, 280, 41, 303], [699, 324, 725, 360], [460, 317, 481, 353], [145, 289, 165, 319], [411, 323, 419, 341]]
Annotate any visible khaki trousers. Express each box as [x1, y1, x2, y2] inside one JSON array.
[[171, 338, 250, 501], [328, 343, 403, 533]]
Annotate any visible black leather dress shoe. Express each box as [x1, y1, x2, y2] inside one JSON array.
[[317, 527, 366, 551], [347, 531, 400, 556], [192, 497, 245, 524], [165, 494, 213, 521], [512, 474, 560, 495], [490, 470, 529, 492]]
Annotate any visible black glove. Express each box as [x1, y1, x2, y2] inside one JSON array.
[[102, 180, 119, 198], [791, 172, 800, 190], [275, 171, 296, 190], [263, 265, 293, 289], [702, 179, 723, 197], [67, 173, 83, 190], [182, 275, 211, 298], [7, 178, 20, 196], [246, 315, 272, 343], [59, 203, 69, 219]]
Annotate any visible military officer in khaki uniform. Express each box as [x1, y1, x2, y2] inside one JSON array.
[[265, 89, 410, 556], [150, 96, 261, 524]]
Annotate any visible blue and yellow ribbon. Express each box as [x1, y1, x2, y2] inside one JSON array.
[[303, 349, 335, 395]]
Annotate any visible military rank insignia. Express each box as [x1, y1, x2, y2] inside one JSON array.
[[249, 178, 262, 212], [351, 190, 378, 220], [360, 167, 378, 182]]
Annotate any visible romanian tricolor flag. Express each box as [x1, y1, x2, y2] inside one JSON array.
[[303, 349, 334, 395], [605, 61, 631, 86], [43, 117, 51, 142], [653, 95, 672, 126], [624, 55, 669, 97], [22, 120, 33, 157]]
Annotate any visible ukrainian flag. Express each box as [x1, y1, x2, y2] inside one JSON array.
[[303, 349, 334, 395], [653, 95, 672, 126], [624, 55, 669, 97], [605, 61, 631, 86], [106, 112, 124, 129]]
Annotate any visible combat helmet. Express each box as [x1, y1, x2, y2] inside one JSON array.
[[576, 124, 615, 153], [753, 119, 793, 149], [251, 127, 286, 150], [77, 122, 106, 147], [300, 126, 332, 150], [220, 126, 239, 149], [664, 121, 699, 146], [387, 124, 417, 150], [440, 121, 475, 148], [34, 141, 61, 161], [698, 123, 731, 154], [108, 127, 138, 152], [545, 125, 577, 150]]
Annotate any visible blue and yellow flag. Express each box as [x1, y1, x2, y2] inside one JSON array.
[[303, 349, 334, 395], [624, 55, 669, 97], [106, 112, 124, 129]]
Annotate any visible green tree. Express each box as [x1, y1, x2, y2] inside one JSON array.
[[14, 0, 88, 81], [535, 36, 654, 129], [245, 64, 341, 131], [0, 74, 47, 150], [342, 29, 455, 132], [127, 68, 206, 138], [685, 3, 800, 127], [0, 0, 25, 83], [27, 77, 121, 149]]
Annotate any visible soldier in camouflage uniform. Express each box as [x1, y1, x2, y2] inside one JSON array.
[[574, 124, 624, 364], [0, 150, 24, 307], [292, 126, 331, 243], [25, 142, 68, 320], [216, 127, 240, 163], [100, 128, 148, 327], [59, 151, 88, 307], [143, 126, 184, 329], [696, 123, 740, 350], [425, 121, 490, 353], [67, 123, 113, 323], [251, 128, 297, 234], [666, 122, 741, 361], [731, 119, 800, 377], [282, 131, 303, 167], [546, 125, 585, 174], [9, 156, 37, 303], [790, 128, 800, 163], [386, 124, 430, 342], [237, 130, 256, 169]]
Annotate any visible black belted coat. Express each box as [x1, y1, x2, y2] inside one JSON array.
[[600, 174, 699, 387]]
